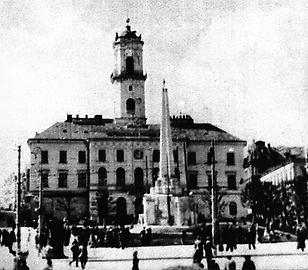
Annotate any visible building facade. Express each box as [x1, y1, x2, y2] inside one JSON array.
[[28, 21, 247, 225]]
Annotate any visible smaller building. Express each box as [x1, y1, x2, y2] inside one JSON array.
[[259, 146, 308, 226]]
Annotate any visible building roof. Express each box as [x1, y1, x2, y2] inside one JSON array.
[[28, 114, 246, 144]]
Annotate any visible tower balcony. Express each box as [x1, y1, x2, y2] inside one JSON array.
[[111, 71, 147, 83]]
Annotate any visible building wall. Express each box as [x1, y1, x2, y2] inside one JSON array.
[[29, 138, 246, 223], [29, 141, 88, 192]]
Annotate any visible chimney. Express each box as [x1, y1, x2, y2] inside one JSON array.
[[67, 114, 72, 122]]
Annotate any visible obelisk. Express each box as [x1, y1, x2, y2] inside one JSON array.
[[156, 80, 178, 194]]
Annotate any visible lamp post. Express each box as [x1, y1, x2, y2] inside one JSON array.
[[210, 140, 218, 249], [31, 146, 43, 234], [17, 145, 21, 255]]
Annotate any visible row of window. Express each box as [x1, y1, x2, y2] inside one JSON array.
[[41, 167, 237, 190], [40, 149, 236, 165], [41, 172, 87, 188], [187, 173, 237, 190], [41, 150, 86, 164]]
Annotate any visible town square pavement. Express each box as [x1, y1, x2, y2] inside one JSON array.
[[1, 228, 308, 270]]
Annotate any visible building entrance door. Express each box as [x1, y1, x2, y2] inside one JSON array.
[[116, 197, 127, 225], [97, 192, 108, 225]]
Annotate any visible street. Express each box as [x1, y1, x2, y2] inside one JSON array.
[[1, 228, 308, 269]]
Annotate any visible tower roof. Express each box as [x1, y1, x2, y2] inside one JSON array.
[[115, 18, 142, 42]]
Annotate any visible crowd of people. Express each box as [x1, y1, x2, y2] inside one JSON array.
[[0, 226, 17, 256], [2, 216, 308, 270], [193, 235, 256, 270], [193, 222, 257, 252]]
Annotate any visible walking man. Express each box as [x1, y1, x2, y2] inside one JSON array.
[[69, 239, 80, 267], [224, 255, 236, 270], [248, 223, 256, 250]]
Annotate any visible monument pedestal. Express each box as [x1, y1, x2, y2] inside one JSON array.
[[143, 177, 190, 226]]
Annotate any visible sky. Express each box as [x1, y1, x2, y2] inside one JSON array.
[[0, 0, 307, 181]]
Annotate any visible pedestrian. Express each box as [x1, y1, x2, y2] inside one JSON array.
[[2, 229, 9, 246], [8, 226, 16, 256], [181, 230, 186, 245], [140, 227, 146, 246], [146, 227, 152, 245], [80, 245, 88, 269], [242, 255, 256, 270], [132, 251, 139, 270], [80, 224, 90, 247], [43, 258, 53, 270], [16, 258, 30, 270], [209, 259, 220, 270], [204, 237, 214, 270], [193, 246, 203, 266], [296, 223, 306, 252], [224, 255, 236, 270], [63, 223, 71, 247], [107, 227, 113, 247], [194, 236, 203, 253], [120, 226, 128, 249], [248, 223, 256, 250], [69, 239, 80, 267], [113, 226, 120, 248]]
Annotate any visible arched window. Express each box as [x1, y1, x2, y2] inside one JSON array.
[[126, 56, 134, 74], [116, 197, 127, 217], [98, 167, 107, 187], [116, 167, 125, 187], [227, 151, 235, 165], [134, 167, 144, 194], [126, 98, 135, 113], [152, 167, 159, 186], [229, 201, 237, 216]]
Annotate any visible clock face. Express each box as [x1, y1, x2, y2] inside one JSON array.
[[125, 48, 133, 57]]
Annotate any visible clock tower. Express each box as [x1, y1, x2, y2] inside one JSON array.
[[111, 19, 147, 126]]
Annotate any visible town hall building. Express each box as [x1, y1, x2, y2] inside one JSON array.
[[27, 21, 247, 225]]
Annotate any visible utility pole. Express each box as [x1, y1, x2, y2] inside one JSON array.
[[210, 140, 218, 248], [17, 145, 21, 253], [250, 146, 255, 222], [38, 151, 43, 235], [145, 155, 149, 193]]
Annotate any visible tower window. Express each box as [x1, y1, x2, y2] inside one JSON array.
[[126, 98, 135, 113], [126, 56, 134, 74], [227, 174, 236, 189], [188, 152, 196, 165], [188, 171, 198, 189], [129, 85, 133, 91], [229, 202, 237, 216], [173, 150, 178, 163], [117, 150, 124, 162]]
